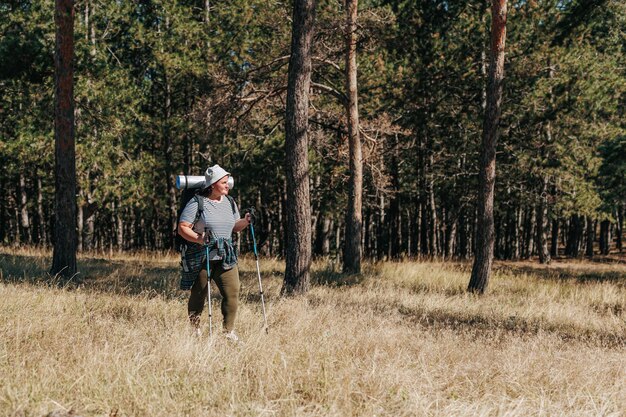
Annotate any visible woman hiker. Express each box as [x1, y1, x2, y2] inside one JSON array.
[[177, 164, 252, 341]]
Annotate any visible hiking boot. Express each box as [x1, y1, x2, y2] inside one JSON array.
[[189, 315, 203, 337], [224, 330, 242, 344], [188, 324, 202, 338]]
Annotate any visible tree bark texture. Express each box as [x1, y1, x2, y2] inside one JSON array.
[[550, 219, 559, 257], [77, 197, 83, 252], [566, 214, 583, 257], [51, 0, 77, 279], [538, 59, 554, 264], [282, 0, 317, 295], [586, 216, 594, 258], [388, 136, 400, 259], [468, 0, 507, 294], [37, 177, 47, 244], [616, 206, 623, 252], [19, 172, 31, 243], [343, 0, 362, 273], [376, 194, 387, 260], [428, 157, 438, 256], [599, 220, 610, 255], [537, 176, 550, 264]]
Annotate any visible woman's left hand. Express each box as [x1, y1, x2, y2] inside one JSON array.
[[233, 214, 252, 233]]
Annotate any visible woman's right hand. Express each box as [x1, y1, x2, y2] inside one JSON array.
[[179, 222, 204, 244]]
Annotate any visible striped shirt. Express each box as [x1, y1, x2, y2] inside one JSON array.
[[180, 195, 240, 260]]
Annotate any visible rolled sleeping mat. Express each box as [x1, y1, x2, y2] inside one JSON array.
[[176, 175, 235, 190], [176, 175, 205, 190]]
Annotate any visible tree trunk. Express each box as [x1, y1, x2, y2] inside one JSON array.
[[84, 193, 96, 251], [538, 59, 554, 264], [468, 0, 507, 294], [566, 214, 583, 257], [513, 205, 522, 259], [616, 205, 623, 252], [116, 205, 124, 252], [37, 177, 47, 244], [77, 198, 83, 252], [12, 194, 20, 246], [51, 0, 77, 279], [138, 215, 146, 250], [282, 0, 317, 295], [550, 219, 559, 257], [599, 220, 610, 255], [375, 206, 382, 260], [342, 0, 362, 273], [445, 213, 457, 259], [0, 176, 5, 243], [536, 176, 550, 264], [322, 217, 332, 256], [278, 179, 286, 257], [377, 194, 386, 260], [504, 204, 515, 259], [163, 75, 178, 250], [419, 200, 428, 256], [388, 137, 400, 259], [458, 208, 468, 259], [522, 208, 534, 259], [495, 213, 503, 258], [365, 210, 373, 258], [585, 216, 594, 258], [405, 208, 412, 258], [418, 135, 428, 256], [410, 198, 419, 257], [19, 172, 32, 243], [335, 221, 342, 259], [127, 209, 135, 249], [428, 164, 438, 256]]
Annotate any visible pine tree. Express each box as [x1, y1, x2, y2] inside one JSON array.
[[468, 0, 508, 294], [342, 0, 363, 274], [283, 0, 317, 295], [50, 0, 77, 278]]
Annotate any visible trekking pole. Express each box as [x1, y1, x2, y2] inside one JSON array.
[[248, 210, 268, 333], [204, 227, 213, 337]]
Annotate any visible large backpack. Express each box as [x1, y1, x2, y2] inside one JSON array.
[[174, 190, 237, 252]]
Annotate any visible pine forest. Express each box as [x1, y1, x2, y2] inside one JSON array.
[[1, 0, 624, 262]]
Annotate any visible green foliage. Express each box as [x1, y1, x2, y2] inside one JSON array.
[[0, 0, 624, 254]]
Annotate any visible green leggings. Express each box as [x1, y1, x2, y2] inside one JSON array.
[[188, 262, 240, 332]]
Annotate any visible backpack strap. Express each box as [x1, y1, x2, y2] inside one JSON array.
[[192, 194, 204, 225], [226, 195, 237, 216]]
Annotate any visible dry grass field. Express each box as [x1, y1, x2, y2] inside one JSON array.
[[1, 247, 625, 417]]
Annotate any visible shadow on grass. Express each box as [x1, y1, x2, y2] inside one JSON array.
[[306, 257, 368, 287], [1, 252, 284, 301], [238, 265, 363, 303], [312, 269, 365, 287], [495, 261, 626, 285], [405, 282, 468, 296], [0, 253, 183, 298], [396, 302, 626, 348]]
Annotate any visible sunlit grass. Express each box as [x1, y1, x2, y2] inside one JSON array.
[[1, 247, 624, 416]]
